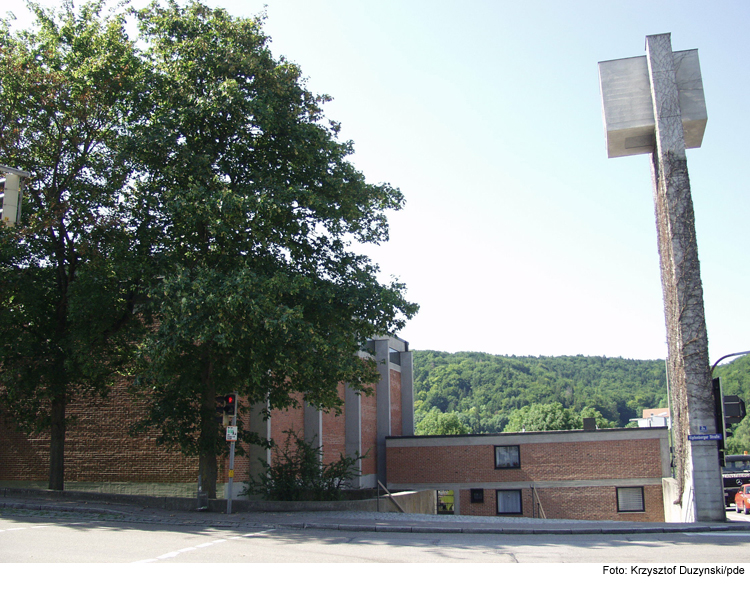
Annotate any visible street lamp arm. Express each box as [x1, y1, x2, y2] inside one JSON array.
[[711, 351, 750, 377]]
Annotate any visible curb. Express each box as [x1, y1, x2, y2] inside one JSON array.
[[3, 499, 750, 536]]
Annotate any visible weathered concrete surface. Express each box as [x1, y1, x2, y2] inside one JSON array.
[[645, 33, 723, 522], [599, 49, 706, 158]]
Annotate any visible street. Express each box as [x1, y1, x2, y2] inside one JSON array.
[[2, 508, 750, 564]]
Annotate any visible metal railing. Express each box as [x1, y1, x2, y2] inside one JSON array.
[[377, 480, 405, 513], [531, 485, 547, 519]]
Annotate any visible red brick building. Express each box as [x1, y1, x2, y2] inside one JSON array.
[[386, 427, 671, 522], [1, 335, 677, 523], [243, 335, 412, 494], [0, 336, 412, 497]]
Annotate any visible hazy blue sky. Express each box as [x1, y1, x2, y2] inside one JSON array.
[[8, 1, 750, 361]]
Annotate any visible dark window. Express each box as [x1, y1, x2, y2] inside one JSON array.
[[496, 490, 522, 515], [389, 348, 401, 365], [495, 445, 520, 469], [470, 489, 484, 503], [617, 487, 645, 512]]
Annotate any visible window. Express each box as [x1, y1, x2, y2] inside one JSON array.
[[496, 490, 522, 515], [470, 489, 484, 503], [617, 487, 645, 512], [494, 445, 520, 469]]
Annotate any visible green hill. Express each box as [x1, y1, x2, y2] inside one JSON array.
[[413, 350, 749, 442]]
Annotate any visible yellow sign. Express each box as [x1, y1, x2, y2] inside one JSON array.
[[228, 470, 234, 478]]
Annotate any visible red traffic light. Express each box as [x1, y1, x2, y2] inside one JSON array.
[[222, 394, 236, 416]]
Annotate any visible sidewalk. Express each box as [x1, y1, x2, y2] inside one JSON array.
[[2, 488, 749, 535]]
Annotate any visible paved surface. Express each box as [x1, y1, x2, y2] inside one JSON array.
[[2, 489, 750, 536]]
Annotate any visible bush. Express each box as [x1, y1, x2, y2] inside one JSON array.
[[244, 430, 365, 501]]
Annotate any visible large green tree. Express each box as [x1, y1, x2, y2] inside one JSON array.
[[0, 1, 147, 490], [415, 408, 469, 436], [128, 1, 417, 498]]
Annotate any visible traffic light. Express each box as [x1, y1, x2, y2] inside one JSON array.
[[222, 393, 237, 417], [215, 393, 237, 426], [713, 376, 747, 438], [724, 395, 747, 437]]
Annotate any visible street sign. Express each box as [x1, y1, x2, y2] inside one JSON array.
[[226, 426, 238, 441], [688, 434, 722, 441]]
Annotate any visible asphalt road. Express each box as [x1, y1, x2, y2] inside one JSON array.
[[2, 509, 750, 564]]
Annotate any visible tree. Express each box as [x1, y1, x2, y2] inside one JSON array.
[[578, 406, 617, 429], [0, 1, 146, 490], [128, 1, 417, 498], [415, 408, 469, 435]]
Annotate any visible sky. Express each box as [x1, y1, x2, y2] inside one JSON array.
[[7, 0, 750, 362]]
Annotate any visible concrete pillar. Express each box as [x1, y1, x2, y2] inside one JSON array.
[[344, 385, 362, 488], [453, 488, 461, 516], [400, 351, 414, 436], [374, 339, 391, 485], [645, 33, 724, 521], [246, 398, 271, 490], [304, 400, 323, 451]]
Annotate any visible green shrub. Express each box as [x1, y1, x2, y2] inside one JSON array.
[[244, 430, 365, 501]]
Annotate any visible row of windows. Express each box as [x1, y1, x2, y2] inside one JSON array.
[[491, 445, 646, 513], [472, 486, 646, 515]]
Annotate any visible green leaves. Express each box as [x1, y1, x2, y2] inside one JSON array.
[[123, 1, 416, 494], [0, 0, 146, 426], [244, 429, 364, 501], [2, 1, 417, 495], [414, 351, 670, 433]]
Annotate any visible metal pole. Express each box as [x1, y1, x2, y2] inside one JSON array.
[[227, 395, 238, 515], [711, 351, 750, 377]]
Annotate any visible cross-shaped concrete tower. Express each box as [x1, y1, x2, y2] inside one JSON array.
[[599, 33, 724, 522]]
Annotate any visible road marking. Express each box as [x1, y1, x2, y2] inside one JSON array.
[[683, 532, 750, 537], [133, 530, 274, 563]]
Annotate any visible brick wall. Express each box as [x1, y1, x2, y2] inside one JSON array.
[[387, 429, 669, 522], [322, 384, 346, 465], [458, 484, 664, 521], [270, 392, 305, 449], [0, 377, 198, 486], [388, 438, 664, 485]]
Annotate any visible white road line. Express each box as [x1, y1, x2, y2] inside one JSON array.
[[133, 529, 274, 563], [683, 532, 750, 536]]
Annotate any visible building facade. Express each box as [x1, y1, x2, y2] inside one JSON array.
[[0, 336, 412, 497], [386, 427, 670, 522]]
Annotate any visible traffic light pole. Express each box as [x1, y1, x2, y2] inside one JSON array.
[[711, 351, 749, 467], [711, 351, 750, 377], [227, 417, 236, 514], [227, 395, 238, 515]]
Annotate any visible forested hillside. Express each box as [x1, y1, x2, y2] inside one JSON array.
[[413, 350, 750, 448], [714, 353, 750, 454]]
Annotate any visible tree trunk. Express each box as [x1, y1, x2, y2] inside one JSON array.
[[199, 451, 218, 500], [199, 351, 219, 499]]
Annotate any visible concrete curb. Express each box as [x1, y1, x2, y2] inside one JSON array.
[[3, 492, 750, 536]]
